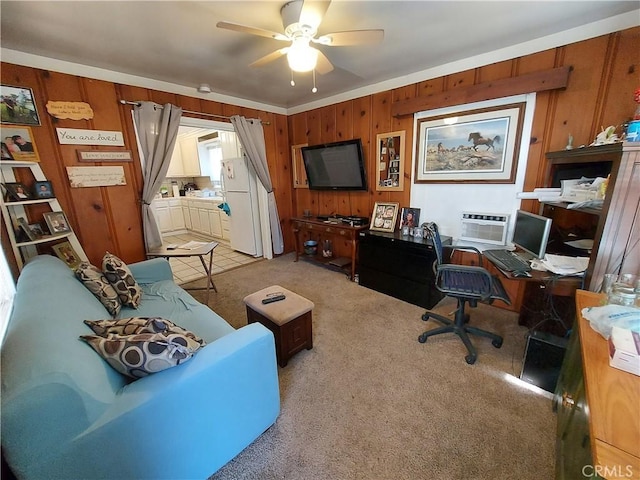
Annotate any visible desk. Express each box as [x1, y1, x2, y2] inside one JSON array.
[[291, 217, 368, 281], [483, 256, 583, 336], [147, 242, 219, 303], [554, 291, 640, 479]]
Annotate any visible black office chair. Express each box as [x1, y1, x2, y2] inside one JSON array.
[[418, 223, 511, 364]]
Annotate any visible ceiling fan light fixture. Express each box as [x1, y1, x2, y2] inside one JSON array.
[[287, 39, 318, 72]]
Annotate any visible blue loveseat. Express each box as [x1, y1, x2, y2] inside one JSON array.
[[1, 255, 280, 480]]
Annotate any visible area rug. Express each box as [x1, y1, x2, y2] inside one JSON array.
[[182, 253, 556, 480]]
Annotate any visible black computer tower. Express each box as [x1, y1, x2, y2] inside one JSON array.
[[520, 330, 568, 393]]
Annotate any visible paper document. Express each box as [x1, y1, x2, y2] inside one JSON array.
[[564, 239, 594, 251], [179, 241, 208, 250], [540, 254, 589, 275]]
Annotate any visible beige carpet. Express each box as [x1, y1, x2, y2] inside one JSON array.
[[183, 253, 556, 480]]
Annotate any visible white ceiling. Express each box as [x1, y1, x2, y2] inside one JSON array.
[[1, 1, 638, 114]]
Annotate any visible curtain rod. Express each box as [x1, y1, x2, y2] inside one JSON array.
[[118, 100, 270, 125]]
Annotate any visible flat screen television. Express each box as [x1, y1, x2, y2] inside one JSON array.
[[301, 139, 367, 191], [512, 210, 553, 259]]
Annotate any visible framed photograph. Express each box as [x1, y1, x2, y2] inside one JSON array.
[[0, 125, 40, 162], [17, 217, 36, 241], [0, 85, 40, 126], [370, 202, 399, 233], [43, 211, 71, 235], [52, 241, 82, 269], [399, 207, 421, 229], [34, 180, 54, 198], [3, 182, 32, 201], [415, 102, 525, 183], [376, 130, 405, 192], [28, 223, 45, 238]]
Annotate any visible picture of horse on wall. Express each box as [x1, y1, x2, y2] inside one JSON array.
[[415, 103, 525, 184]]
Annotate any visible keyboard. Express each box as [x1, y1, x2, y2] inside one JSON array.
[[483, 249, 532, 272]]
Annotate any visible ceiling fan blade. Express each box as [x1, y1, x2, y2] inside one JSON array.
[[249, 48, 289, 68], [315, 29, 384, 46], [315, 50, 334, 75], [299, 0, 331, 29], [216, 21, 288, 41]]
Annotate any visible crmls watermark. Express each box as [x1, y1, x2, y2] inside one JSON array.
[[582, 464, 634, 478]]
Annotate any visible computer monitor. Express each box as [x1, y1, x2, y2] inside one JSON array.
[[512, 210, 552, 259]]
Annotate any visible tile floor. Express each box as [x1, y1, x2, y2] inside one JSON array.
[[160, 232, 262, 285]]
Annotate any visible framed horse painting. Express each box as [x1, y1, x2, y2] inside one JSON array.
[[414, 102, 525, 183]]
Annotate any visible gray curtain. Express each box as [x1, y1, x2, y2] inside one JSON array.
[[230, 115, 284, 255], [133, 102, 182, 250]]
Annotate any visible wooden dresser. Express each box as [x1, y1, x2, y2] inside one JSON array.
[[555, 290, 640, 479]]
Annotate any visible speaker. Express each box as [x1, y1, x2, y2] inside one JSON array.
[[520, 331, 568, 393]]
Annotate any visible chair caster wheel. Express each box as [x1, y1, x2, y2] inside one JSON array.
[[418, 333, 428, 343], [421, 313, 430, 321], [465, 354, 477, 365], [492, 338, 503, 348]]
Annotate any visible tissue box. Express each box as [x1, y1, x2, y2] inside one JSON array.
[[608, 326, 640, 376]]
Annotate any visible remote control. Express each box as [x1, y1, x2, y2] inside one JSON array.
[[262, 294, 286, 304], [166, 244, 178, 250]]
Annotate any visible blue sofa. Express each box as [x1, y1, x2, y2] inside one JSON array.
[[1, 255, 280, 480]]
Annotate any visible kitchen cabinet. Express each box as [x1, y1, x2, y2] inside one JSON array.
[[182, 204, 191, 230], [209, 209, 222, 238], [189, 204, 201, 232], [198, 208, 211, 235], [220, 213, 230, 241], [166, 143, 184, 178], [179, 135, 201, 177], [151, 198, 185, 233]]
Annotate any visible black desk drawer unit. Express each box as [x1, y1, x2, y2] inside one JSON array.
[[358, 230, 452, 309]]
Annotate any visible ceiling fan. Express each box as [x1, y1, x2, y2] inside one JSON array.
[[216, 0, 384, 76]]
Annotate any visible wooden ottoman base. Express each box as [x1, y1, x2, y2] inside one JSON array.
[[243, 285, 314, 368], [246, 307, 313, 367]]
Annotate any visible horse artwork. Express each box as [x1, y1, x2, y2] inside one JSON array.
[[416, 103, 524, 182], [468, 132, 500, 151]]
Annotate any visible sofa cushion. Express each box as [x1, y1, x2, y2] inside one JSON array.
[[74, 262, 122, 317], [102, 252, 142, 308], [80, 332, 196, 379], [84, 317, 206, 351]]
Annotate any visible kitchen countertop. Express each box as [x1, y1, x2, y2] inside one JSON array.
[[154, 195, 224, 202]]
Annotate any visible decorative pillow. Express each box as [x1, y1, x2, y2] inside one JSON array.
[[80, 332, 194, 379], [84, 316, 206, 351], [75, 262, 122, 317], [102, 252, 142, 308]]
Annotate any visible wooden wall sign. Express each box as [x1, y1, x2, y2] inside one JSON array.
[[56, 128, 124, 146], [66, 166, 126, 187], [46, 101, 94, 120], [76, 150, 132, 162]]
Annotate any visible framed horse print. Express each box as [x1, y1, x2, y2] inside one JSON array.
[[415, 102, 525, 183]]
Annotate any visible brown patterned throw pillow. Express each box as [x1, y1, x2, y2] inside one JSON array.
[[75, 262, 122, 317], [102, 252, 142, 308], [84, 317, 206, 351], [80, 332, 195, 379]]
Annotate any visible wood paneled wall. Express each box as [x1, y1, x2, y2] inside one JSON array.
[[0, 66, 292, 276], [288, 26, 639, 242], [2, 26, 638, 278]]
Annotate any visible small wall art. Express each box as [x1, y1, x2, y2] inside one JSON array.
[[0, 125, 41, 162], [0, 85, 40, 126]]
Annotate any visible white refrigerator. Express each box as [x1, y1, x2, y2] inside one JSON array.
[[222, 154, 263, 257]]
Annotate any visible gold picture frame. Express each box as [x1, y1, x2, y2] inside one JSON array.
[[52, 241, 81, 269], [370, 202, 399, 233]]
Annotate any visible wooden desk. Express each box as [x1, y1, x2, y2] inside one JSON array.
[[147, 241, 219, 303], [576, 290, 640, 479], [291, 217, 368, 281], [483, 254, 583, 335]]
